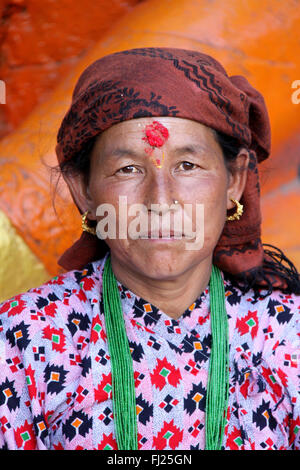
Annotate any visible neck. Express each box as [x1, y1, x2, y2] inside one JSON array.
[[109, 253, 213, 319]]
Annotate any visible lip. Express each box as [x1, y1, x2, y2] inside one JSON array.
[[140, 237, 181, 242], [139, 230, 184, 241]]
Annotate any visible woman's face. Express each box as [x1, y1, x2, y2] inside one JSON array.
[[66, 117, 248, 281]]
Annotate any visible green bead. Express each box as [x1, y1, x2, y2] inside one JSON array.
[[103, 256, 229, 451]]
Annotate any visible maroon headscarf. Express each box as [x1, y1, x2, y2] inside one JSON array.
[[56, 47, 285, 289]]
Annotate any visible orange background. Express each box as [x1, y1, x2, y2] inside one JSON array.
[[0, 0, 299, 299]]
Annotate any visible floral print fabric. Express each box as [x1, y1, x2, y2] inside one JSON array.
[[0, 253, 299, 450]]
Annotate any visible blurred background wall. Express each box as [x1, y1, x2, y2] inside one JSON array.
[[0, 0, 299, 301]]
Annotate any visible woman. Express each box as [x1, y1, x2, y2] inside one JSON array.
[[0, 48, 299, 450]]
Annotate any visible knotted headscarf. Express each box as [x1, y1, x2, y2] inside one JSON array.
[[56, 47, 288, 289]]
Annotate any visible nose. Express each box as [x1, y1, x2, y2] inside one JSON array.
[[144, 168, 176, 214]]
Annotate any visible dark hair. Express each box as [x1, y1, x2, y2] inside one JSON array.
[[58, 137, 96, 180], [215, 131, 300, 296], [214, 130, 242, 172], [55, 130, 300, 296]]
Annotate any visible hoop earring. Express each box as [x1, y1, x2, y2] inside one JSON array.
[[226, 198, 243, 221], [82, 210, 97, 235]]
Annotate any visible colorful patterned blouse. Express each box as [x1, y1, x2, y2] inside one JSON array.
[[0, 253, 299, 450]]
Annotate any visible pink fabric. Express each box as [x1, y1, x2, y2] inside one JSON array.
[[0, 254, 299, 450]]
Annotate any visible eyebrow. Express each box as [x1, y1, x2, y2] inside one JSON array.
[[106, 144, 209, 159], [173, 144, 208, 156], [106, 148, 140, 159]]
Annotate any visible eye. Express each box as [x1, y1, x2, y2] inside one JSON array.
[[177, 161, 197, 171], [116, 165, 140, 174]]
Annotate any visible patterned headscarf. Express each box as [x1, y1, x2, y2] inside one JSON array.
[[55, 47, 285, 289]]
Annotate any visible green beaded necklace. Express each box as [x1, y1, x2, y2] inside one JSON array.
[[102, 255, 229, 450]]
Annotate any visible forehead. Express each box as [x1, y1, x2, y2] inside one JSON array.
[[94, 117, 218, 150]]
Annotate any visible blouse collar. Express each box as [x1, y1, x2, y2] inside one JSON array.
[[96, 252, 223, 333]]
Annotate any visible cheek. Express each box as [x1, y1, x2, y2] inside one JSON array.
[[89, 179, 144, 242], [88, 177, 137, 212], [182, 175, 228, 241], [202, 180, 228, 245], [181, 173, 228, 209]]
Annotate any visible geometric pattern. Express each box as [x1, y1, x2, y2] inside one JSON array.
[[150, 358, 182, 391], [252, 400, 277, 432], [153, 420, 183, 450], [184, 382, 206, 415], [42, 325, 66, 353], [43, 364, 68, 395], [33, 414, 48, 442], [98, 407, 114, 426], [129, 341, 145, 363], [159, 394, 179, 413], [0, 253, 299, 450], [6, 321, 30, 351], [15, 420, 36, 450], [236, 310, 258, 340], [0, 378, 20, 411], [6, 356, 24, 373], [267, 299, 293, 324], [147, 335, 161, 351], [95, 348, 110, 366], [97, 432, 117, 450], [136, 393, 153, 425], [184, 358, 200, 376], [62, 410, 92, 441], [188, 419, 204, 438], [94, 373, 112, 402], [33, 346, 46, 362], [67, 311, 91, 337]]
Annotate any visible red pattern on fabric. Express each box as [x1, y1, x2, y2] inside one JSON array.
[[0, 257, 299, 450]]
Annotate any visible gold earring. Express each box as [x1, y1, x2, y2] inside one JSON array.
[[226, 198, 243, 221], [82, 210, 96, 235]]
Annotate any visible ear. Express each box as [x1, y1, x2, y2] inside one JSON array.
[[62, 172, 97, 221], [226, 148, 250, 210]]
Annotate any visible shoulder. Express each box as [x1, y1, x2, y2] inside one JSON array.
[[241, 287, 299, 334], [223, 274, 299, 356], [223, 272, 299, 323], [0, 258, 105, 337]]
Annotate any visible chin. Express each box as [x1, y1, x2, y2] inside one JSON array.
[[130, 244, 194, 280]]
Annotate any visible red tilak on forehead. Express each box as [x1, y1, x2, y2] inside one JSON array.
[[143, 120, 169, 147], [142, 120, 169, 167]]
